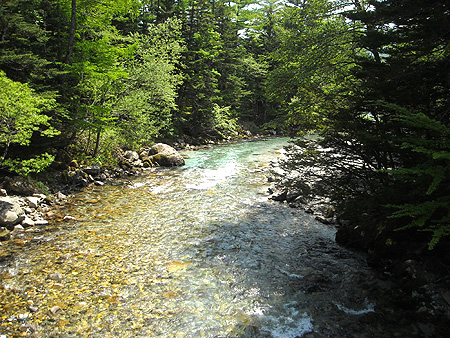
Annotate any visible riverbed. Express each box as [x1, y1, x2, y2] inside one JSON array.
[[0, 138, 436, 337]]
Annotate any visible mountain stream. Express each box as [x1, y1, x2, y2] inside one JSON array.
[[0, 138, 429, 337]]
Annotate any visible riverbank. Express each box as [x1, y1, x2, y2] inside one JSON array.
[[268, 142, 450, 337]]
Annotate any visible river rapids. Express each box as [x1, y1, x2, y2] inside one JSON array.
[[0, 138, 434, 337]]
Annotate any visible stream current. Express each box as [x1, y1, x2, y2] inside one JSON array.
[[0, 138, 423, 337]]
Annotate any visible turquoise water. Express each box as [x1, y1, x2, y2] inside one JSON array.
[[0, 138, 414, 337]]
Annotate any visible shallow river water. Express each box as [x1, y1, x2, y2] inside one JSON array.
[[0, 138, 430, 337]]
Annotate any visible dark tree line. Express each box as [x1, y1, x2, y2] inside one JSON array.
[[1, 0, 449, 246]]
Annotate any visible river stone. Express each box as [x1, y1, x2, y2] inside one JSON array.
[[0, 229, 11, 241], [49, 305, 62, 315], [0, 197, 25, 226], [84, 164, 101, 176], [270, 190, 287, 201], [21, 216, 35, 228], [69, 159, 79, 169], [68, 170, 90, 187], [48, 272, 64, 281], [35, 219, 49, 226], [124, 150, 140, 162], [25, 196, 40, 209], [56, 191, 67, 201], [148, 143, 185, 167]]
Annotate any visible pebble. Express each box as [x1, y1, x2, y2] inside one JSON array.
[[19, 323, 37, 333], [18, 313, 29, 321], [63, 215, 76, 222], [21, 216, 35, 228], [49, 305, 62, 315], [46, 211, 56, 218], [29, 305, 39, 313], [52, 283, 64, 289], [35, 220, 49, 226], [48, 272, 64, 281], [25, 196, 40, 209]]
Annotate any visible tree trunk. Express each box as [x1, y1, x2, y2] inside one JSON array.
[[94, 128, 101, 157], [0, 140, 10, 165]]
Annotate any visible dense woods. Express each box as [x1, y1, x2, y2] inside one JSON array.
[[1, 0, 449, 248]]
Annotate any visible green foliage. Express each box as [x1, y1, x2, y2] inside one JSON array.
[[3, 153, 55, 176], [265, 0, 355, 134], [268, 0, 450, 250], [339, 0, 450, 248], [209, 104, 240, 138], [385, 107, 450, 248], [0, 71, 59, 174], [116, 18, 184, 145]]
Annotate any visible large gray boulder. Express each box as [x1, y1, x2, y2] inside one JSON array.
[[148, 143, 185, 167], [0, 197, 25, 227]]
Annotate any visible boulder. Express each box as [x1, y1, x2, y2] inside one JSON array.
[[68, 170, 90, 187], [148, 143, 185, 167], [124, 150, 140, 162], [84, 164, 101, 176], [3, 177, 37, 196], [0, 197, 25, 227]]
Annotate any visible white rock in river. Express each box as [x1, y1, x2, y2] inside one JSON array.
[[25, 196, 40, 209]]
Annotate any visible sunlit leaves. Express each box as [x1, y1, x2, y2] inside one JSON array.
[[265, 0, 355, 134], [0, 71, 59, 173], [115, 18, 184, 146]]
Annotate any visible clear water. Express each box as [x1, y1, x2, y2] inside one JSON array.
[[0, 138, 418, 337]]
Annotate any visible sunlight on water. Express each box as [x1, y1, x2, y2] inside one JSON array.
[[185, 160, 238, 190], [0, 138, 393, 338]]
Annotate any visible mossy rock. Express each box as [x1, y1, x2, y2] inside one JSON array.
[[0, 229, 11, 241]]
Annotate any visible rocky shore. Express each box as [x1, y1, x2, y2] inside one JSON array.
[[267, 143, 450, 337], [0, 143, 188, 258]]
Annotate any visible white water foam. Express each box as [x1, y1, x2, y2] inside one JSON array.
[[334, 299, 375, 315], [262, 302, 313, 338]]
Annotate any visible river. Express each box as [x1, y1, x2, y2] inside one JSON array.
[[0, 138, 428, 337]]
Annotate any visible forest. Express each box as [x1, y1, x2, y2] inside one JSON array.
[[0, 0, 449, 249]]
